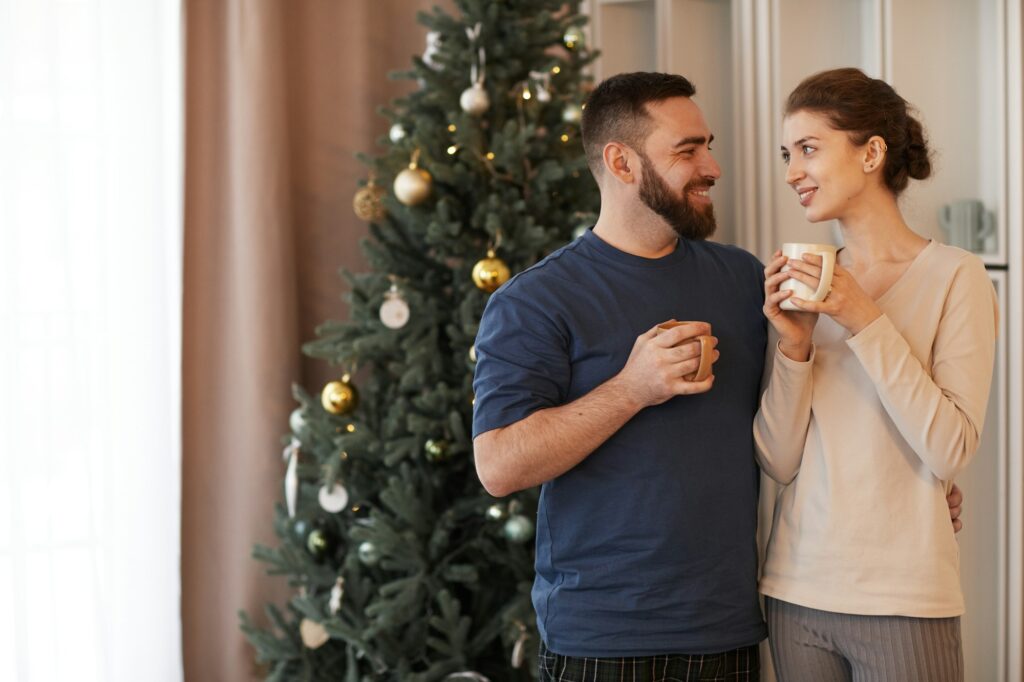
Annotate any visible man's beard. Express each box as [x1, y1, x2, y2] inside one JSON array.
[[638, 152, 717, 241]]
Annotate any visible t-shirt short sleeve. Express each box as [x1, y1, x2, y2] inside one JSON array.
[[472, 289, 571, 437]]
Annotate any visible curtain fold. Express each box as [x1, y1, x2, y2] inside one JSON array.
[[182, 2, 440, 679]]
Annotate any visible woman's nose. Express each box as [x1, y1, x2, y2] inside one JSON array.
[[785, 160, 804, 186]]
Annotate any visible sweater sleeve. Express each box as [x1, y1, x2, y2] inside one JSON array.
[[753, 331, 816, 485], [845, 255, 997, 481]]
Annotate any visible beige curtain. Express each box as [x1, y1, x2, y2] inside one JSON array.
[[182, 2, 441, 679]]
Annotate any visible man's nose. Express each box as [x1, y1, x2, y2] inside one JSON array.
[[702, 150, 722, 180]]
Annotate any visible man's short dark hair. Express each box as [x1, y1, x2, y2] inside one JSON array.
[[581, 72, 697, 177]]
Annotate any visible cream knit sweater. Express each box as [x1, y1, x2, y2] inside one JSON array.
[[754, 241, 997, 617]]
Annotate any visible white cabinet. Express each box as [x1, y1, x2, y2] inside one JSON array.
[[586, 1, 1023, 679]]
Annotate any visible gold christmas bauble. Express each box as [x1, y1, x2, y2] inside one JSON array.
[[472, 249, 511, 292], [321, 374, 358, 415], [353, 182, 386, 221], [299, 618, 330, 649], [394, 167, 433, 206]]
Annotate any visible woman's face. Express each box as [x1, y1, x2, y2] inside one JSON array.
[[781, 109, 872, 223]]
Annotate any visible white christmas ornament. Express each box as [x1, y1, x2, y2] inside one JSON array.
[[318, 482, 350, 513], [388, 123, 406, 143], [459, 82, 490, 116], [379, 283, 411, 329]]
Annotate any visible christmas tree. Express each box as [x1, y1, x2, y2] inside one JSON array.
[[241, 2, 599, 679]]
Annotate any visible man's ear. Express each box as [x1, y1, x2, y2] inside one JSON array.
[[602, 142, 638, 185]]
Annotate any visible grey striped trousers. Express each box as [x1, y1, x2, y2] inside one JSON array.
[[765, 596, 963, 682]]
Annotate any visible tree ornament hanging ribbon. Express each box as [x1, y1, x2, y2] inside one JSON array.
[[529, 70, 552, 102], [466, 23, 486, 88], [283, 437, 300, 518]]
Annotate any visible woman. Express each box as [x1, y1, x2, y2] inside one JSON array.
[[755, 67, 997, 681]]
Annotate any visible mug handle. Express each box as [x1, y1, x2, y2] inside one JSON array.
[[691, 335, 714, 382], [810, 250, 836, 302]]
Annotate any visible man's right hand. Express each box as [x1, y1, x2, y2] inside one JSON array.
[[616, 321, 718, 408]]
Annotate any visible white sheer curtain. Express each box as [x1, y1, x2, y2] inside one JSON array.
[[0, 1, 183, 680]]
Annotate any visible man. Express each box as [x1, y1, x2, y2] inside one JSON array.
[[473, 71, 764, 680], [471, 72, 963, 681]]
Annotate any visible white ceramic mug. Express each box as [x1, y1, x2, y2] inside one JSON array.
[[779, 243, 838, 311]]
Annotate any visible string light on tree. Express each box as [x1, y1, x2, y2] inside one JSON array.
[[394, 149, 433, 206], [424, 438, 452, 463], [388, 122, 407, 143], [321, 373, 358, 415]]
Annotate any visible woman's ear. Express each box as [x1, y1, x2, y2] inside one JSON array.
[[603, 142, 637, 185], [863, 135, 888, 173]]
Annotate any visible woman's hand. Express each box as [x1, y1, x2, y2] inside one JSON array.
[[763, 250, 818, 361], [786, 254, 882, 335]]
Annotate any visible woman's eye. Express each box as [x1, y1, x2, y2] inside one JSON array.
[[802, 145, 815, 155], [781, 152, 790, 164]]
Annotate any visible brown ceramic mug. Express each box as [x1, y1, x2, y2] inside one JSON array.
[[656, 320, 714, 382]]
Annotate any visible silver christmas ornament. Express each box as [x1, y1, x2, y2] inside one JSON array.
[[358, 541, 381, 566], [289, 408, 307, 436], [459, 83, 490, 116]]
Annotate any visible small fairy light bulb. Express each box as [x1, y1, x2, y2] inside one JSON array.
[[447, 145, 458, 155], [551, 66, 561, 74], [447, 123, 457, 132], [486, 152, 495, 160], [560, 133, 570, 143], [522, 86, 532, 100]]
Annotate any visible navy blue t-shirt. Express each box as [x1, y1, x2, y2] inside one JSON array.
[[472, 229, 768, 657]]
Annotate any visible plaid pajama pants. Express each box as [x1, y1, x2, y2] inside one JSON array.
[[538, 640, 760, 682]]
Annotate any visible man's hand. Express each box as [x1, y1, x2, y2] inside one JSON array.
[[615, 321, 719, 408], [948, 483, 963, 533]]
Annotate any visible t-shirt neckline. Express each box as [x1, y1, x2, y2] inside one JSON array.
[[581, 227, 689, 269]]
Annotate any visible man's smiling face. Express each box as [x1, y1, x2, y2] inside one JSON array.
[[637, 97, 722, 241]]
